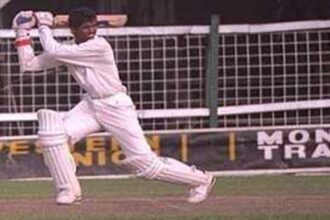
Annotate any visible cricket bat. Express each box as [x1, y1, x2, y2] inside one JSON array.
[[53, 14, 128, 27]]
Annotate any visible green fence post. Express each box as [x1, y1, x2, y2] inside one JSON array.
[[206, 14, 219, 127]]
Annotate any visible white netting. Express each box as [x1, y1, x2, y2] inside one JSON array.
[[1, 20, 330, 136], [217, 21, 330, 127]]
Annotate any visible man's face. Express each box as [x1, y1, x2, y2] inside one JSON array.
[[71, 19, 98, 44]]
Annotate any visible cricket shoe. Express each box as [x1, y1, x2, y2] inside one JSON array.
[[187, 172, 216, 203], [56, 190, 82, 205]]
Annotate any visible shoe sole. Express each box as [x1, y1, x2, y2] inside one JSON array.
[[56, 196, 82, 205], [209, 176, 216, 193]]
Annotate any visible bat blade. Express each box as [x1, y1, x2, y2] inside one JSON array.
[[53, 14, 128, 27]]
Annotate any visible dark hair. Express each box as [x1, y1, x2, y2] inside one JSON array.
[[68, 6, 97, 28]]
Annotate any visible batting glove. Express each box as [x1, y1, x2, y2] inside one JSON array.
[[12, 11, 36, 37], [34, 11, 54, 27]]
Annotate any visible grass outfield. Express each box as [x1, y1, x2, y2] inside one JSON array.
[[0, 175, 330, 220]]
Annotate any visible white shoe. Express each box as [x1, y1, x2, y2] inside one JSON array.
[[187, 173, 216, 203], [56, 190, 82, 205]]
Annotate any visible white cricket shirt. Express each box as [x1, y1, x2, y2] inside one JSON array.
[[38, 26, 127, 98]]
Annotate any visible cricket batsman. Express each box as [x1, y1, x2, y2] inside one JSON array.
[[12, 7, 215, 205]]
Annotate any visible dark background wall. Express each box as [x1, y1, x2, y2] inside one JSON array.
[[2, 0, 330, 28]]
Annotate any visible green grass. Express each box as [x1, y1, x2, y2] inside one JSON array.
[[3, 175, 328, 198], [0, 175, 330, 220], [2, 175, 330, 199], [0, 180, 53, 199], [216, 175, 330, 196]]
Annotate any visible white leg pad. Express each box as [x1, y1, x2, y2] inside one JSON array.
[[119, 153, 209, 187], [37, 109, 81, 197], [158, 157, 209, 187]]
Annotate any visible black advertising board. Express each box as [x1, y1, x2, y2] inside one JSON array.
[[1, 127, 330, 179]]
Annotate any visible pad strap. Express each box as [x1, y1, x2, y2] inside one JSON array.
[[119, 153, 163, 179], [119, 153, 209, 187], [37, 109, 67, 146]]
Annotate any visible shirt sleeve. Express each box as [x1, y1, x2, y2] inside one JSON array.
[[38, 26, 110, 67], [17, 42, 61, 72]]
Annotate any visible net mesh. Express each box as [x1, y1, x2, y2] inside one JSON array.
[[1, 22, 330, 136], [0, 29, 208, 135], [218, 28, 330, 127]]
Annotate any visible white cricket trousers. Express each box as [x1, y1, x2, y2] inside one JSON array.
[[64, 92, 210, 188], [64, 93, 152, 156]]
